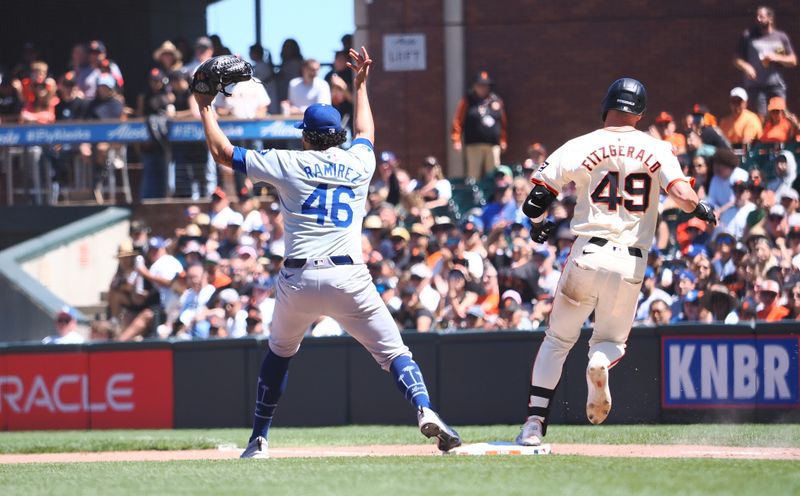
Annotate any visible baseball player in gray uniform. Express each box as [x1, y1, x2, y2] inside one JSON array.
[[515, 78, 717, 445], [194, 47, 461, 458]]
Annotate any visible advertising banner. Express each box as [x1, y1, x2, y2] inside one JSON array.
[[0, 350, 173, 430], [662, 335, 800, 409]]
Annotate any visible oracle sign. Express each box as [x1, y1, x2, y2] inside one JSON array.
[[0, 350, 173, 430]]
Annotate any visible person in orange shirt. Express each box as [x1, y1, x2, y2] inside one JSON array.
[[761, 97, 799, 143], [756, 279, 789, 321], [650, 111, 687, 155], [719, 87, 763, 146]]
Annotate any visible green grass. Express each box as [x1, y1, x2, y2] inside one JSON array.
[[1, 457, 798, 496], [0, 424, 798, 454]]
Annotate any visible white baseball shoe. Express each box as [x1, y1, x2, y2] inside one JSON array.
[[240, 436, 269, 459], [417, 407, 462, 452], [586, 356, 612, 425], [515, 416, 544, 446]]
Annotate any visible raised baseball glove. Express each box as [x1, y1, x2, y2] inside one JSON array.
[[190, 55, 256, 97]]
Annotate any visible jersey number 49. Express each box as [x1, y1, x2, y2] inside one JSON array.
[[590, 172, 651, 212], [302, 183, 356, 227]]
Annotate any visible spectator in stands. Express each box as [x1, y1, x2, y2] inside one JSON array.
[[152, 40, 183, 74], [136, 68, 175, 199], [394, 284, 435, 332], [688, 155, 710, 199], [176, 263, 216, 338], [647, 298, 672, 326], [216, 288, 248, 337], [481, 174, 517, 231], [208, 187, 237, 229], [529, 295, 554, 330], [707, 148, 749, 212], [493, 289, 532, 330], [734, 6, 797, 116], [761, 97, 799, 143], [0, 68, 22, 122], [275, 38, 304, 110], [325, 50, 353, 91], [476, 263, 500, 317], [718, 179, 757, 239], [183, 36, 214, 76], [636, 267, 673, 323], [89, 320, 116, 341], [283, 59, 331, 114], [719, 87, 763, 146], [12, 42, 39, 80], [748, 229, 779, 280], [209, 34, 231, 57], [411, 155, 452, 210], [18, 61, 58, 124], [42, 306, 85, 344], [532, 245, 560, 297], [69, 42, 92, 92], [82, 40, 124, 100], [408, 262, 440, 315], [522, 142, 547, 176], [108, 238, 150, 326], [650, 111, 687, 155], [204, 251, 232, 289], [756, 279, 789, 321], [688, 104, 731, 153], [499, 237, 540, 303], [767, 151, 798, 200], [47, 71, 88, 201], [249, 43, 276, 107], [439, 267, 479, 330], [674, 289, 703, 323], [783, 281, 800, 320], [451, 71, 508, 180], [85, 73, 125, 203], [329, 73, 353, 133]]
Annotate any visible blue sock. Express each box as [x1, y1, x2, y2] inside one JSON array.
[[390, 355, 432, 409], [249, 349, 291, 442]]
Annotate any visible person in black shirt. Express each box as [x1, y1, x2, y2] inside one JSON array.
[[136, 68, 175, 199], [46, 71, 88, 202], [85, 74, 124, 203]]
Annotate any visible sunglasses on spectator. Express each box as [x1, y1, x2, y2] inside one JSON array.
[[56, 318, 72, 324]]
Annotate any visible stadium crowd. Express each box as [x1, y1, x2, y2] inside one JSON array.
[[11, 7, 800, 343]]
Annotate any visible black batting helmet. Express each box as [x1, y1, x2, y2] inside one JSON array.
[[601, 77, 647, 121]]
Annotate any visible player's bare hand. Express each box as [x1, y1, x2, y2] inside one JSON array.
[[193, 91, 215, 109], [347, 46, 372, 89]]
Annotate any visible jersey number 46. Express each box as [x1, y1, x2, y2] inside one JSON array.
[[590, 172, 651, 212], [302, 184, 356, 227]]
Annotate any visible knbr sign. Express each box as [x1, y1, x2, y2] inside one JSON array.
[[662, 336, 800, 408], [0, 350, 173, 430]]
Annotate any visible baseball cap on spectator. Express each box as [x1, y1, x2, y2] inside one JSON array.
[[182, 240, 202, 254], [745, 226, 769, 245], [729, 87, 748, 101], [294, 103, 343, 132], [219, 288, 240, 305], [532, 246, 551, 260], [196, 213, 211, 226], [714, 232, 736, 246], [683, 290, 700, 304], [780, 189, 799, 202], [768, 97, 787, 111], [237, 245, 258, 260], [227, 212, 244, 227], [56, 305, 77, 322], [677, 270, 697, 283], [769, 205, 786, 218], [204, 251, 221, 265], [364, 215, 382, 230], [153, 40, 181, 63], [691, 103, 709, 115], [687, 244, 708, 258], [211, 187, 226, 201], [410, 223, 430, 237], [501, 289, 523, 306], [390, 227, 410, 242], [758, 279, 780, 295], [493, 165, 514, 181], [433, 216, 455, 231], [380, 151, 397, 163], [655, 111, 673, 124], [733, 241, 748, 254], [474, 71, 492, 85], [185, 224, 202, 237], [116, 239, 137, 258], [97, 74, 116, 89], [644, 266, 655, 279], [148, 236, 169, 250], [409, 263, 432, 280], [89, 40, 106, 53]]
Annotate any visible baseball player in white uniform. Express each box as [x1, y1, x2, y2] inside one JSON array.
[[194, 47, 461, 458], [515, 78, 717, 445]]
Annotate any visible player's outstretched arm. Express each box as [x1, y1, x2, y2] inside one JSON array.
[[347, 46, 374, 144], [668, 180, 716, 225], [194, 92, 234, 168]]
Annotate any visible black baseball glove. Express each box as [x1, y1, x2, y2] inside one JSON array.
[[190, 55, 256, 96], [692, 201, 717, 225], [530, 220, 557, 243]]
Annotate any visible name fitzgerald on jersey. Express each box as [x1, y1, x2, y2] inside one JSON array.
[[302, 163, 365, 184], [580, 145, 662, 173]]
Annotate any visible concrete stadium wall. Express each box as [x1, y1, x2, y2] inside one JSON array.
[[1, 324, 797, 430]]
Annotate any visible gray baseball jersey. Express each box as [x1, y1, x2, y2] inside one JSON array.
[[232, 138, 409, 368]]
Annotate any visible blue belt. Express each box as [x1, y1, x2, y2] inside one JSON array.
[[283, 255, 354, 269]]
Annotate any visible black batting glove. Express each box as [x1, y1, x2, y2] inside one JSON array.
[[692, 201, 717, 226], [530, 221, 557, 243]]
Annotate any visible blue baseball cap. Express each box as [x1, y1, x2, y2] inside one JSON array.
[[644, 266, 655, 279], [294, 103, 342, 132]]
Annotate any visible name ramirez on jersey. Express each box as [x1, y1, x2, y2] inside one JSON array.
[[533, 128, 687, 251]]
